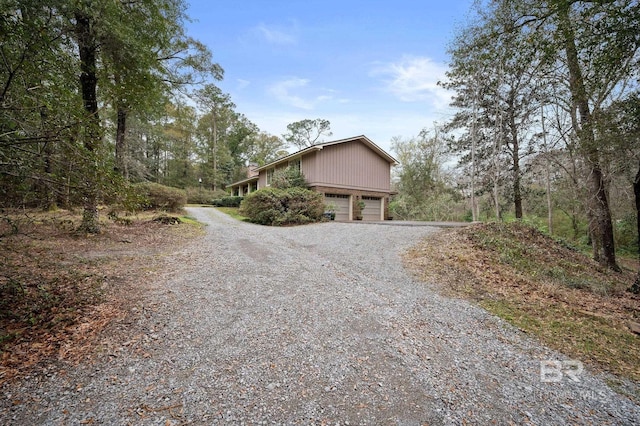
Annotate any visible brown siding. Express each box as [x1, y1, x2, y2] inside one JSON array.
[[306, 141, 391, 192], [301, 151, 318, 182]]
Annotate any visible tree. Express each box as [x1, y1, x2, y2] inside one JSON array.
[[390, 129, 462, 221], [0, 1, 78, 210], [102, 0, 223, 180], [282, 118, 332, 149], [194, 84, 235, 190], [444, 1, 547, 221], [244, 131, 287, 167], [447, 0, 640, 269]]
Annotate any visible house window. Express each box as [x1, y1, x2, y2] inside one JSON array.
[[288, 158, 301, 173], [266, 168, 274, 186]]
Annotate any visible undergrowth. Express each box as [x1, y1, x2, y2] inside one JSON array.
[[405, 221, 640, 387]]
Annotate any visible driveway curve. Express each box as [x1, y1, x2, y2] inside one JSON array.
[[2, 207, 638, 425]]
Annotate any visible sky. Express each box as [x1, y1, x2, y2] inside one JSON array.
[[185, 0, 476, 154]]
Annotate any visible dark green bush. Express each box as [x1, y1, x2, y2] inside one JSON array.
[[212, 196, 244, 207], [239, 187, 324, 226], [185, 187, 227, 204], [134, 182, 187, 212]]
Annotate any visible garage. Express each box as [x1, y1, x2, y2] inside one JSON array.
[[324, 194, 350, 221], [361, 196, 383, 221]]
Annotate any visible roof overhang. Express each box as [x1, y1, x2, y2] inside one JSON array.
[[226, 175, 259, 189]]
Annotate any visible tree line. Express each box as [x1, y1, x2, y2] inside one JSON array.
[[0, 0, 298, 232], [392, 0, 639, 272]]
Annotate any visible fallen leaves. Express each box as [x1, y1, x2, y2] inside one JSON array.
[[0, 208, 199, 384], [404, 223, 640, 383]]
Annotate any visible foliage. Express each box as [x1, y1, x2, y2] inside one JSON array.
[[0, 0, 224, 232], [134, 182, 187, 212], [212, 196, 244, 208], [441, 0, 640, 269], [239, 187, 324, 226], [390, 129, 467, 221], [282, 118, 332, 149], [270, 167, 308, 189], [185, 187, 227, 205]]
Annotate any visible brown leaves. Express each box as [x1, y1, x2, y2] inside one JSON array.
[[0, 209, 196, 384], [404, 223, 640, 383]]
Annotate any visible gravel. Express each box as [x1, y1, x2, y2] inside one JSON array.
[[1, 206, 639, 425]]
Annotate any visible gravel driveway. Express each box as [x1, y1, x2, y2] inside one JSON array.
[[2, 207, 639, 425]]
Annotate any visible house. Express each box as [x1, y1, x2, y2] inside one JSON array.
[[227, 135, 398, 221]]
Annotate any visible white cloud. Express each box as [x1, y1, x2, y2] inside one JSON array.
[[268, 78, 313, 109], [254, 23, 297, 45], [236, 79, 250, 90], [267, 78, 335, 110], [372, 56, 452, 107]]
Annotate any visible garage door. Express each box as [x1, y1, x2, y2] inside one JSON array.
[[362, 196, 382, 221], [324, 194, 350, 221]]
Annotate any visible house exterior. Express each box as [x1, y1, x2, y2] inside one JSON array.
[[227, 135, 398, 221]]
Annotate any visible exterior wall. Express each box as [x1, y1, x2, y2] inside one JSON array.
[[304, 141, 391, 192]]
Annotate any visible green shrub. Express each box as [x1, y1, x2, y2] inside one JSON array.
[[239, 187, 324, 226], [134, 182, 187, 212], [271, 167, 308, 189], [212, 196, 244, 207], [185, 187, 227, 204]]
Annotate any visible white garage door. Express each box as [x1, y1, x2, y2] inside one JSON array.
[[324, 194, 350, 221], [362, 196, 382, 221]]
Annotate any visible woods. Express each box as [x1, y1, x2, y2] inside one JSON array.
[[0, 0, 281, 231], [393, 0, 639, 272]]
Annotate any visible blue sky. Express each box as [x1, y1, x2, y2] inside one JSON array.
[[185, 0, 475, 153]]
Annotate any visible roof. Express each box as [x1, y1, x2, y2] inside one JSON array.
[[225, 175, 258, 189], [255, 135, 399, 172]]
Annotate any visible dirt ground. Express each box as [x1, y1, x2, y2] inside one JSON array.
[[0, 209, 201, 385]]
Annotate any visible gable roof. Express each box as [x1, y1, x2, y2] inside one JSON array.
[[255, 135, 398, 172]]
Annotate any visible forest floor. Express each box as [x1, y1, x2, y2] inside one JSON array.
[[0, 208, 202, 385], [404, 222, 640, 395]]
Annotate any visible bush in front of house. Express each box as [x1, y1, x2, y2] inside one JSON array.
[[271, 167, 308, 189], [212, 196, 244, 207], [239, 187, 324, 226], [134, 182, 187, 212]]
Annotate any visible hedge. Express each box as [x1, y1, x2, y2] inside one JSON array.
[[212, 196, 244, 207], [239, 187, 324, 226], [134, 182, 187, 212]]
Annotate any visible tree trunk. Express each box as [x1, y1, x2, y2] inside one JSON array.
[[115, 105, 129, 180], [630, 162, 640, 293], [75, 10, 102, 234], [558, 3, 618, 270], [541, 106, 553, 234], [510, 122, 522, 219], [471, 87, 479, 222], [39, 106, 57, 211]]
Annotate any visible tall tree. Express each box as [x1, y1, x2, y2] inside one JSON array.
[[448, 0, 639, 269], [282, 118, 332, 149], [444, 0, 546, 221], [194, 84, 235, 190]]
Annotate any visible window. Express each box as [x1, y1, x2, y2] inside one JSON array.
[[266, 168, 274, 186], [288, 158, 301, 173]]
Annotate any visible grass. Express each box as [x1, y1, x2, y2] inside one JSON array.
[[216, 206, 248, 221], [404, 221, 640, 390]]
